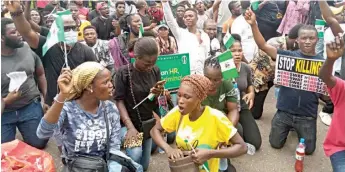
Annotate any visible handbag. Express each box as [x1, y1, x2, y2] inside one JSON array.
[[64, 103, 110, 172], [127, 64, 156, 142], [168, 115, 199, 172]]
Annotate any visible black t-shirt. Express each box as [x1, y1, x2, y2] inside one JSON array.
[[34, 36, 97, 105], [40, 26, 50, 37], [114, 64, 161, 131], [88, 9, 99, 21], [276, 50, 323, 118], [91, 16, 115, 40], [139, 13, 152, 27]]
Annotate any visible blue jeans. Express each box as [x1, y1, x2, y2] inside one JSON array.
[[331, 150, 345, 172], [151, 132, 176, 153], [269, 110, 317, 155], [120, 127, 152, 171], [1, 99, 48, 149]]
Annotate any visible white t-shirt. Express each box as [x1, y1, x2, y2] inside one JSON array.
[[125, 3, 137, 14], [210, 38, 221, 51], [323, 25, 344, 73], [217, 0, 232, 28], [231, 15, 258, 62], [163, 2, 211, 75], [197, 8, 213, 30]]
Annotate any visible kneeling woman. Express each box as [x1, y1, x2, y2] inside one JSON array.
[[36, 62, 141, 171], [151, 75, 247, 172]]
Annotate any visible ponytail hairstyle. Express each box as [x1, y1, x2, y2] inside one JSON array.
[[129, 37, 159, 59], [119, 14, 135, 32]]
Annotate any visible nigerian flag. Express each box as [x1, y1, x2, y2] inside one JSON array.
[[42, 10, 71, 56], [223, 32, 235, 50], [218, 51, 238, 80], [250, 0, 260, 11], [138, 23, 144, 38]]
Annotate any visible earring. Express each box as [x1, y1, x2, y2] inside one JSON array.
[[90, 89, 93, 93]]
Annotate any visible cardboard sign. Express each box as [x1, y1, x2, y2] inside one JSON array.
[[131, 53, 190, 90], [275, 54, 328, 95]]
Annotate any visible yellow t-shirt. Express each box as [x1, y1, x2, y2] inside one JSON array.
[[161, 106, 237, 172], [78, 20, 91, 41]]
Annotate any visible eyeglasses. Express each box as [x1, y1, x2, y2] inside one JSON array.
[[64, 26, 77, 32]]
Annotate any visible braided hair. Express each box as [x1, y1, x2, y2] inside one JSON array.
[[204, 55, 221, 70]]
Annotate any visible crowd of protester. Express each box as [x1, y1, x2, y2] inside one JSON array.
[[1, 0, 345, 172]]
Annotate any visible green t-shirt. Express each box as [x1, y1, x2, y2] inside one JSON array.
[[202, 80, 237, 114]]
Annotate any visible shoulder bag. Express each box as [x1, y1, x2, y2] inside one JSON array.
[[64, 103, 109, 172], [127, 64, 156, 142]]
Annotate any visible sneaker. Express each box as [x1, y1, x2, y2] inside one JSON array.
[[319, 111, 332, 126]]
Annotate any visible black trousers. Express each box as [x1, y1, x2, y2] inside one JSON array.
[[251, 81, 274, 119]]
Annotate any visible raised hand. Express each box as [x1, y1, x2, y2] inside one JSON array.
[[244, 8, 256, 26], [326, 34, 345, 60], [57, 68, 73, 96], [3, 0, 22, 13]]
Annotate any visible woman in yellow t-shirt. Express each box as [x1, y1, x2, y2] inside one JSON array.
[[151, 75, 247, 172]]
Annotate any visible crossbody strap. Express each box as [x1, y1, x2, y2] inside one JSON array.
[[127, 64, 143, 126], [103, 102, 110, 161]]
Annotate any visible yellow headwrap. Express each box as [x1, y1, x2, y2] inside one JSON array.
[[67, 62, 105, 100]]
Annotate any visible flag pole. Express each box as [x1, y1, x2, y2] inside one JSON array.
[[64, 42, 69, 68]]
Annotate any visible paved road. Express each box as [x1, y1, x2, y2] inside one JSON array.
[[18, 89, 332, 172]]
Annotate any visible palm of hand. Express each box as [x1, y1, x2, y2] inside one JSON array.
[[58, 82, 73, 95], [327, 46, 345, 60], [4, 1, 21, 12]]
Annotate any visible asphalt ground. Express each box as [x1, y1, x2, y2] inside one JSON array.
[[15, 89, 332, 172]]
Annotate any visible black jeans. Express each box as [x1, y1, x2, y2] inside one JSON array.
[[239, 109, 262, 150], [269, 110, 317, 155], [251, 81, 274, 119]]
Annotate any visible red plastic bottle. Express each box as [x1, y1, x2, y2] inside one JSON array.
[[295, 138, 306, 172]]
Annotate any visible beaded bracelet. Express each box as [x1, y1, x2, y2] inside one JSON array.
[[10, 9, 24, 18], [53, 95, 66, 104]]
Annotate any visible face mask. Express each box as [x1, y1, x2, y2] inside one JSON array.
[[64, 30, 78, 46], [4, 36, 24, 49]]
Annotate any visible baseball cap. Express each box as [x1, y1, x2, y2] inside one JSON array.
[[157, 24, 169, 30]]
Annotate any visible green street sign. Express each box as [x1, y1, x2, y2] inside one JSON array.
[[131, 53, 190, 90]]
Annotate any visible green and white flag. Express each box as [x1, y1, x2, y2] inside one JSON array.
[[218, 51, 238, 80], [42, 10, 71, 56], [223, 32, 235, 50], [250, 0, 260, 11], [315, 19, 326, 38], [139, 23, 144, 38]]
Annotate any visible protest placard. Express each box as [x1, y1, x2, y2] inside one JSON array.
[[275, 54, 328, 95], [131, 53, 190, 90]]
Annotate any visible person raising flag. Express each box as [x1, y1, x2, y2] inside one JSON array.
[[4, 1, 96, 107]]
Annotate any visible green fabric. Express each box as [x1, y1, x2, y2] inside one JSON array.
[[202, 80, 237, 114]]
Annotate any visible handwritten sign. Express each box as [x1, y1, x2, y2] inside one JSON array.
[[131, 53, 190, 90], [275, 55, 328, 95]]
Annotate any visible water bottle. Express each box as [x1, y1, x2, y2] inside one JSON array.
[[295, 138, 306, 172], [233, 83, 241, 112], [246, 143, 256, 155], [219, 158, 228, 171]]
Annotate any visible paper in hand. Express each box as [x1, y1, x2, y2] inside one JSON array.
[[6, 71, 27, 92]]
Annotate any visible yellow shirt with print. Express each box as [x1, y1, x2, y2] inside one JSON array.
[[78, 20, 91, 41], [161, 106, 237, 172]]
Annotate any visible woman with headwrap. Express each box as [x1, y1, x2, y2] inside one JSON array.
[[150, 75, 247, 172], [36, 62, 142, 171]]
